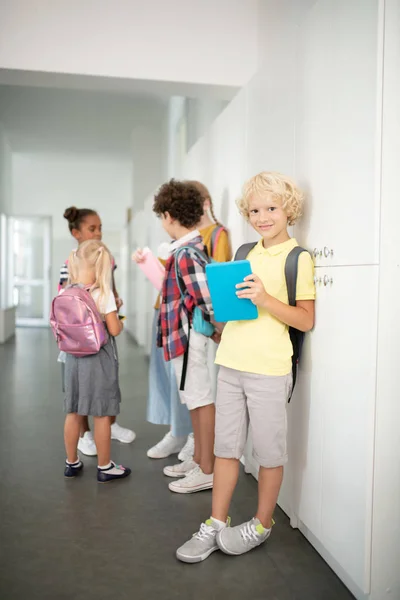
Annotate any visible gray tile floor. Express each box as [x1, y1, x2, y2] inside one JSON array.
[[0, 329, 355, 600]]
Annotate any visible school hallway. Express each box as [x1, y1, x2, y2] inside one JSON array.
[[0, 329, 354, 600]]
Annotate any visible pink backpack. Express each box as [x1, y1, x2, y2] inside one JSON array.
[[50, 285, 108, 357]]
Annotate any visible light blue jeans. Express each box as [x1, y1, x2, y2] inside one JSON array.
[[147, 309, 192, 438]]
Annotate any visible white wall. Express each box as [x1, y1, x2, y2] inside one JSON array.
[[131, 125, 164, 211], [0, 123, 12, 214], [370, 1, 400, 598], [11, 152, 132, 294], [0, 123, 15, 340], [0, 0, 258, 88]]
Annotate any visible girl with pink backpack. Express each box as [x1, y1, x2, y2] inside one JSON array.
[[57, 239, 131, 483], [59, 206, 135, 457]]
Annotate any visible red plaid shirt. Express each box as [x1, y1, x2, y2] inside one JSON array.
[[157, 236, 213, 361]]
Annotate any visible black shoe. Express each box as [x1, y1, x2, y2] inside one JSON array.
[[97, 461, 131, 483], [64, 460, 84, 478]]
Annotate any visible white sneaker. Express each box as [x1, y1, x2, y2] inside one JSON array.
[[217, 518, 272, 556], [178, 433, 195, 462], [147, 432, 186, 459], [163, 459, 197, 478], [111, 422, 136, 444], [168, 465, 213, 494], [77, 431, 97, 457]]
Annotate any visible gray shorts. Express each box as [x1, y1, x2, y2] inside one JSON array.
[[214, 366, 292, 468], [171, 329, 214, 411]]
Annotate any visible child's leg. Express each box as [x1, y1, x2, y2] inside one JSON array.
[[211, 458, 240, 521], [256, 466, 284, 529], [188, 404, 215, 472], [93, 416, 111, 466], [169, 358, 192, 439], [168, 331, 214, 492], [64, 413, 81, 463], [190, 408, 201, 465], [211, 367, 248, 519], [172, 332, 214, 467], [196, 403, 215, 475], [211, 373, 290, 557], [79, 415, 91, 436], [175, 368, 247, 562], [245, 372, 290, 526], [94, 415, 132, 483]]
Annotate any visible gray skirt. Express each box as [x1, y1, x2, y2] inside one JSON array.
[[64, 337, 121, 417]]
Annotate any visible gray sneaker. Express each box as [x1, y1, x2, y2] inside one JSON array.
[[216, 518, 271, 556], [176, 518, 230, 563]]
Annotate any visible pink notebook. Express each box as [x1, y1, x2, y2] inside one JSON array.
[[137, 247, 165, 291]]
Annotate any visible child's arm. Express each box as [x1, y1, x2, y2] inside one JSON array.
[[112, 272, 123, 310], [105, 311, 123, 336], [236, 275, 314, 332], [100, 290, 123, 336]]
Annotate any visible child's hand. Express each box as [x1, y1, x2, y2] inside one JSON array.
[[212, 321, 225, 334], [236, 274, 269, 308], [211, 331, 222, 345], [132, 249, 145, 263]]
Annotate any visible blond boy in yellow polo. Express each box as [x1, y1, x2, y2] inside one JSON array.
[[176, 172, 316, 563]]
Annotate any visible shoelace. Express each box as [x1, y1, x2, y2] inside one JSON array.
[[182, 465, 201, 481], [174, 459, 194, 471], [194, 521, 216, 541], [240, 521, 261, 544]]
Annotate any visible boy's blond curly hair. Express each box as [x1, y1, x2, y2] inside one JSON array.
[[237, 172, 304, 226]]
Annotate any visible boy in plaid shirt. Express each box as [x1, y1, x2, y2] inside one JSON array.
[[153, 180, 216, 494]]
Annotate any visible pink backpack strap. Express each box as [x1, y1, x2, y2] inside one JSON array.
[[210, 226, 225, 259]]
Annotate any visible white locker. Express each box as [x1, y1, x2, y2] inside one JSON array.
[[294, 0, 381, 267], [278, 264, 379, 595]]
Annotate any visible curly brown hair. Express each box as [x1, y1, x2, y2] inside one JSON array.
[[153, 179, 204, 228]]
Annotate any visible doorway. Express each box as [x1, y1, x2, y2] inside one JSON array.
[[12, 216, 52, 327]]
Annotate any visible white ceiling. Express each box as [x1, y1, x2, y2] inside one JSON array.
[[0, 69, 238, 103], [0, 83, 166, 154]]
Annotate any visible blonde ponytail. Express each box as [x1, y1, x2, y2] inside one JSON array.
[[67, 249, 79, 284], [94, 245, 112, 313], [68, 240, 113, 314]]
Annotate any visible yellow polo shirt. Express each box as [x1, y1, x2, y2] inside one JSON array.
[[215, 238, 315, 376]]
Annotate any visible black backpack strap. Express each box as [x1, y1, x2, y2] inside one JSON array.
[[180, 326, 190, 391], [234, 242, 258, 261], [174, 245, 210, 391], [285, 247, 306, 306], [285, 246, 308, 402]]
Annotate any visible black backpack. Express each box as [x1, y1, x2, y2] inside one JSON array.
[[234, 243, 308, 402]]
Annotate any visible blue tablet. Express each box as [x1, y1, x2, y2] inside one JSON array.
[[206, 260, 258, 322]]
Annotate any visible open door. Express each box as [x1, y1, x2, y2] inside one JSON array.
[[12, 216, 52, 327]]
